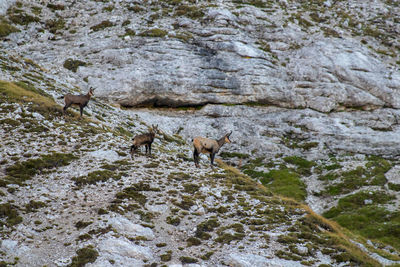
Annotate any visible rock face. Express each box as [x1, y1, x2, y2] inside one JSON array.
[[0, 0, 15, 15], [3, 0, 399, 112], [2, 0, 400, 266]]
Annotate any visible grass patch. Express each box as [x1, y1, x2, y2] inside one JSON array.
[[90, 20, 114, 31], [0, 80, 62, 119], [219, 152, 250, 159], [283, 156, 316, 176], [179, 256, 198, 264], [25, 200, 47, 212], [45, 18, 65, 34], [219, 160, 382, 265], [174, 5, 204, 19], [114, 182, 159, 207], [63, 59, 87, 73], [0, 202, 23, 227], [323, 191, 400, 250], [195, 219, 220, 239], [8, 11, 39, 25], [2, 152, 77, 186], [246, 168, 307, 202], [72, 170, 119, 187], [68, 246, 98, 267], [166, 216, 181, 226], [321, 157, 391, 196], [139, 28, 168, 37], [0, 21, 20, 37]]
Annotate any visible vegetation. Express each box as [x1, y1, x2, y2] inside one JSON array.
[[2, 152, 77, 186], [72, 170, 119, 187], [63, 59, 87, 73], [68, 246, 99, 267], [139, 28, 168, 37], [0, 80, 62, 119], [90, 20, 114, 31], [324, 191, 400, 250], [8, 11, 40, 26], [0, 21, 20, 37], [0, 202, 23, 227]]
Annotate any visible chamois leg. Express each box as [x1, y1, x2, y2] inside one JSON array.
[[79, 106, 84, 118], [130, 145, 136, 158], [148, 143, 152, 156], [63, 103, 72, 116], [193, 148, 200, 168], [210, 153, 216, 167]]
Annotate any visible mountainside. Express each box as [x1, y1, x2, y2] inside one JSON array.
[[1, 0, 400, 266]]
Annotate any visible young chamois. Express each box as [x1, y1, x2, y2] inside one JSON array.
[[193, 131, 232, 168], [130, 125, 159, 157], [60, 87, 94, 118]]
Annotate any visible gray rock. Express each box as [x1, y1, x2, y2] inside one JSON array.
[[228, 253, 303, 267], [108, 216, 155, 240], [0, 0, 15, 15], [97, 237, 153, 260]]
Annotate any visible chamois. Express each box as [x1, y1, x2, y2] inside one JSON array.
[[60, 87, 94, 118], [130, 125, 159, 157], [192, 131, 232, 168]]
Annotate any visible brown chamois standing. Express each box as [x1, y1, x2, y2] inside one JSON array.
[[60, 87, 94, 118], [130, 125, 159, 157], [192, 131, 232, 168]]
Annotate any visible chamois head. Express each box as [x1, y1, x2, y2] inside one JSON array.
[[224, 131, 232, 144], [150, 124, 159, 135], [88, 87, 95, 97]]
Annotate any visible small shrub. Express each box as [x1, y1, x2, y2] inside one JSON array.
[[90, 20, 114, 32], [4, 153, 77, 186], [186, 237, 201, 246], [25, 200, 47, 212], [9, 12, 40, 25], [179, 256, 198, 264], [63, 58, 87, 73], [68, 246, 98, 267], [75, 220, 93, 229], [0, 202, 23, 227], [47, 3, 65, 10], [139, 28, 168, 37], [45, 18, 65, 34], [166, 216, 180, 226], [73, 170, 118, 187], [0, 22, 20, 37], [195, 219, 219, 239]]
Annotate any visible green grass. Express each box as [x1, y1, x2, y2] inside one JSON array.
[[139, 28, 167, 37], [321, 157, 391, 196], [63, 59, 87, 73], [0, 202, 23, 227], [68, 246, 98, 267], [2, 153, 77, 186], [219, 152, 250, 159], [73, 170, 120, 187], [283, 156, 316, 176], [8, 12, 40, 25], [0, 80, 62, 119], [0, 21, 20, 37], [90, 20, 114, 31], [324, 191, 400, 250], [260, 169, 307, 202]]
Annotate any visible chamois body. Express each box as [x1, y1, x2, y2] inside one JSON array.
[[130, 125, 158, 157], [193, 132, 232, 168], [60, 87, 94, 117]]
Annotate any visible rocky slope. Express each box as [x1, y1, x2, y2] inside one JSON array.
[[1, 0, 400, 266]]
